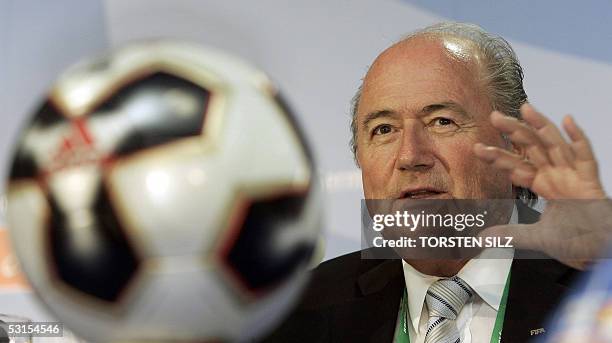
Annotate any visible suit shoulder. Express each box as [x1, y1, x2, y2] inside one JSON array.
[[310, 250, 381, 281], [298, 250, 387, 308], [513, 254, 580, 288]]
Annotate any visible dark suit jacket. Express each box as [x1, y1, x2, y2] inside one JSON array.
[[262, 201, 578, 342]]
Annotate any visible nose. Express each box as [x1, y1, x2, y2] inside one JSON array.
[[395, 124, 435, 171]]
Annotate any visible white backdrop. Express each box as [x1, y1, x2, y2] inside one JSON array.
[[1, 0, 611, 323]]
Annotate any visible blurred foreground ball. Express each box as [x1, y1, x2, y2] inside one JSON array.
[[6, 41, 321, 342]]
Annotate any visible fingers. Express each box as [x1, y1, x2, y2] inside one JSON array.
[[480, 106, 604, 199], [521, 104, 575, 166], [473, 143, 536, 188], [489, 111, 550, 168], [562, 115, 602, 185], [562, 115, 595, 162], [488, 104, 579, 169]]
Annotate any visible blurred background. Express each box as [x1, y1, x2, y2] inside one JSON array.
[[1, 0, 611, 322]]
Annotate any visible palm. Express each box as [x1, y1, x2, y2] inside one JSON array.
[[529, 164, 602, 199]]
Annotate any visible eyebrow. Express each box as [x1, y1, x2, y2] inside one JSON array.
[[361, 109, 398, 131], [361, 101, 472, 130], [421, 101, 472, 119]]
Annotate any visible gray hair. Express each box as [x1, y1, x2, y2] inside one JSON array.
[[349, 22, 537, 204]]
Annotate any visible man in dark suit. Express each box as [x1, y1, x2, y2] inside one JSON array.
[[264, 22, 609, 342], [265, 201, 577, 342]]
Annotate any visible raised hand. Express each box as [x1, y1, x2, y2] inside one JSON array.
[[474, 103, 611, 269]]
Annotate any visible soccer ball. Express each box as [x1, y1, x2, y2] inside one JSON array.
[[6, 41, 321, 342]]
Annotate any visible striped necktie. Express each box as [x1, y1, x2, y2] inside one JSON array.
[[424, 276, 474, 343]]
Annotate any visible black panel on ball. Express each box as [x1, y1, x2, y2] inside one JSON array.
[[31, 101, 68, 127], [9, 102, 67, 180], [8, 147, 38, 180], [48, 183, 139, 302], [92, 72, 210, 157], [226, 193, 314, 293]]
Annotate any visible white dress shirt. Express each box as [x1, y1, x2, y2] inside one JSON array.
[[396, 206, 517, 343]]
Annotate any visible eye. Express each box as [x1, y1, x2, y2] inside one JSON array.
[[433, 117, 455, 126], [372, 124, 393, 136]]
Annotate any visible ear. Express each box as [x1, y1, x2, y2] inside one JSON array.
[[509, 138, 525, 159], [509, 138, 525, 197]]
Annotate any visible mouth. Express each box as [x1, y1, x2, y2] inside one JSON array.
[[399, 188, 446, 199]]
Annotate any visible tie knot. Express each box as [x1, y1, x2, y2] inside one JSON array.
[[425, 276, 474, 320]]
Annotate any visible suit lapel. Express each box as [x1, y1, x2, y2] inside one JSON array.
[[330, 257, 404, 342], [501, 259, 573, 342], [501, 201, 576, 342]]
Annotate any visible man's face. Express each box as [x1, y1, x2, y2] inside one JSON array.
[[356, 37, 513, 200]]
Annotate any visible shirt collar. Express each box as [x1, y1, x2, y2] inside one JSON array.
[[402, 260, 441, 333], [401, 205, 517, 332], [457, 247, 514, 310]]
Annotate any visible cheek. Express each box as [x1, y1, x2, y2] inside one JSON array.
[[438, 142, 475, 178], [358, 143, 398, 198], [438, 138, 511, 197]]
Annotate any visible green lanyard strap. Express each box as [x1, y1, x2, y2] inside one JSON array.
[[395, 271, 511, 343]]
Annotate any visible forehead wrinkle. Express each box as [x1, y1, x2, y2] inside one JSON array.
[[362, 86, 472, 118]]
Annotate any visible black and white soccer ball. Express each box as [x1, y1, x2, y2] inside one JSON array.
[[6, 41, 322, 342]]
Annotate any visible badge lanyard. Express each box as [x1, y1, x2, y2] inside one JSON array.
[[395, 271, 511, 343]]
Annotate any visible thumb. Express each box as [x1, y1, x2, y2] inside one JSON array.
[[478, 223, 542, 251]]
